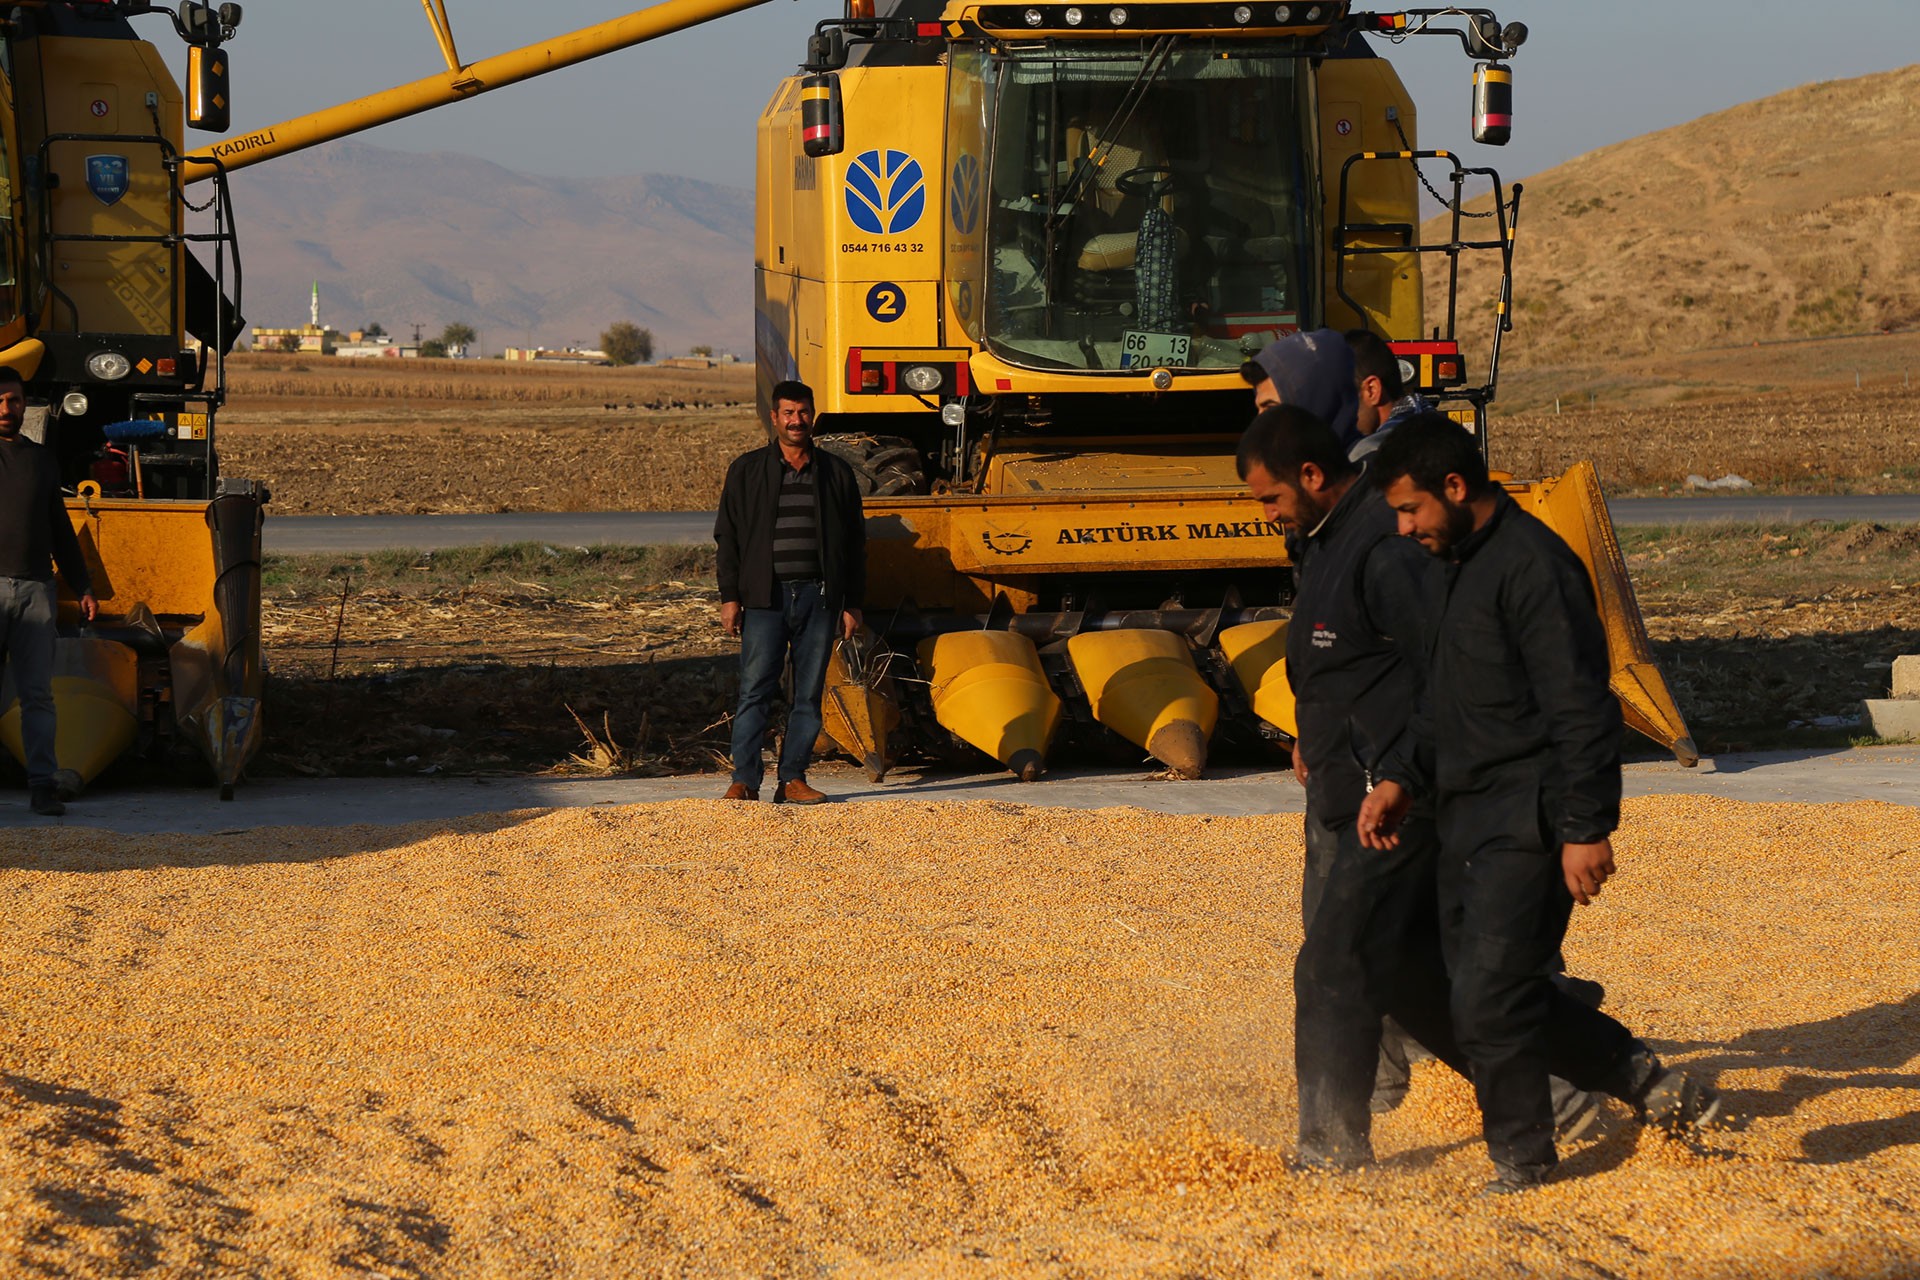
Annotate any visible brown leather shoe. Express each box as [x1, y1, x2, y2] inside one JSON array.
[[722, 782, 759, 801], [773, 778, 829, 805]]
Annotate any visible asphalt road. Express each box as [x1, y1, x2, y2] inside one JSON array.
[[264, 494, 1920, 554]]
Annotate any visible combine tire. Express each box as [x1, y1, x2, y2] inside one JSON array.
[[816, 434, 927, 498]]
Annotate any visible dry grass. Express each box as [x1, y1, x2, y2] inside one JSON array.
[[1, 794, 1915, 1275]]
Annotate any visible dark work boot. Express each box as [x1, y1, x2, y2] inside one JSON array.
[[1481, 1162, 1553, 1197], [1607, 1046, 1725, 1134], [30, 785, 65, 817]]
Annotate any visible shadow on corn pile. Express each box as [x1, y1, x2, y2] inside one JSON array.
[[1661, 991, 1920, 1164]]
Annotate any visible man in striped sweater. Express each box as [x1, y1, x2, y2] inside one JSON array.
[[714, 381, 866, 804]]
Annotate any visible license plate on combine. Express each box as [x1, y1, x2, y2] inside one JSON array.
[[1119, 330, 1190, 369]]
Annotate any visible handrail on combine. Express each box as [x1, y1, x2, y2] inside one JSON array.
[[1333, 149, 1523, 440]]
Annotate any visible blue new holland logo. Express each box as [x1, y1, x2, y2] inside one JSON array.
[[949, 154, 982, 235], [86, 155, 129, 206], [844, 149, 925, 236]]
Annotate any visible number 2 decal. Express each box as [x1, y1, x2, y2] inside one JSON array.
[[865, 281, 905, 323]]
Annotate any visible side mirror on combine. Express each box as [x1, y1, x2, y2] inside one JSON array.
[[800, 72, 845, 159], [187, 43, 231, 132]]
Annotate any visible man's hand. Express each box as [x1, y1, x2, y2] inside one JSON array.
[[78, 592, 99, 623], [1563, 838, 1616, 906], [1357, 779, 1411, 850], [720, 601, 743, 636], [841, 608, 863, 641], [1291, 740, 1309, 787]]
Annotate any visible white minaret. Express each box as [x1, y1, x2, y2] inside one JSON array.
[[310, 280, 320, 329]]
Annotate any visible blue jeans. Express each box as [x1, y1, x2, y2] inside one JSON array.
[[729, 580, 834, 790], [0, 577, 59, 787]]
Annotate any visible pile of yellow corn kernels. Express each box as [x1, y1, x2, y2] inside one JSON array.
[[1, 793, 1914, 1276]]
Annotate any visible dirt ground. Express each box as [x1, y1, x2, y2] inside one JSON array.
[[2, 795, 1915, 1276], [200, 344, 1920, 779], [237, 518, 1920, 783], [216, 341, 1920, 507]]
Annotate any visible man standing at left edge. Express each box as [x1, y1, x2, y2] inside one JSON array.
[[0, 367, 100, 817], [715, 380, 865, 804]]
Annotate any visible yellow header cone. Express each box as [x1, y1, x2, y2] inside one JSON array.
[[0, 638, 140, 785], [820, 638, 902, 782], [1065, 629, 1219, 778], [1512, 461, 1697, 763], [1218, 618, 1296, 738], [918, 630, 1062, 780]]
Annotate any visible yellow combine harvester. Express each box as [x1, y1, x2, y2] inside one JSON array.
[[0, 2, 261, 797], [754, 1, 1696, 778], [21, 0, 1690, 793]]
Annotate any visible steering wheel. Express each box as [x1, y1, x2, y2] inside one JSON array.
[[1114, 165, 1175, 200]]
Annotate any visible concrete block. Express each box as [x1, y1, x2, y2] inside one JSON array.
[[1893, 654, 1920, 699], [1861, 699, 1920, 741]]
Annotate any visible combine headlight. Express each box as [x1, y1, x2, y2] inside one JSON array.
[[1064, 5, 1083, 21], [901, 364, 943, 394], [87, 351, 132, 381], [61, 391, 89, 417], [1023, 6, 1042, 22], [1304, 3, 1322, 19], [1233, 4, 1251, 21], [1108, 5, 1127, 22], [941, 400, 967, 427], [1273, 3, 1291, 20]]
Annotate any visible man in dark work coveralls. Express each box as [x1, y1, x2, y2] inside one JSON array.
[[1358, 413, 1722, 1193], [1238, 404, 1472, 1168]]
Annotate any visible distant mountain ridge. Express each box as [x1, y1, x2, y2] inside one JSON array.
[[225, 139, 753, 353], [230, 65, 1920, 367], [1435, 64, 1920, 367]]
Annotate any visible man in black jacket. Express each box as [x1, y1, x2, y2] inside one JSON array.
[[713, 381, 865, 804], [1239, 405, 1474, 1169], [1358, 413, 1720, 1192], [0, 367, 99, 817]]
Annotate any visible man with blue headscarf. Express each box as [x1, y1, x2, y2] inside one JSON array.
[[1239, 328, 1361, 453]]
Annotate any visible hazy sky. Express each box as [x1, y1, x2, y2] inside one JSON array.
[[196, 1, 1919, 189]]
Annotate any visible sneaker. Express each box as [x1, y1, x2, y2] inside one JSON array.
[[1552, 1086, 1606, 1142], [29, 785, 65, 817], [1637, 1068, 1724, 1134], [774, 778, 829, 805], [722, 782, 759, 801]]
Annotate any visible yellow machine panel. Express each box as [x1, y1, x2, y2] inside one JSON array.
[[1316, 56, 1423, 337], [34, 37, 185, 337], [757, 65, 950, 423]]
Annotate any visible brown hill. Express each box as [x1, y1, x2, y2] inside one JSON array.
[[1433, 63, 1920, 371], [223, 140, 752, 355]]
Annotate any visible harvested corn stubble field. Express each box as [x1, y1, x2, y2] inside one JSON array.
[[2, 794, 1916, 1277], [236, 520, 1920, 782]]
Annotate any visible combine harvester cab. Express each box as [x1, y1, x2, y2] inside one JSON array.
[[761, 1, 1696, 781], [0, 3, 265, 796]]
